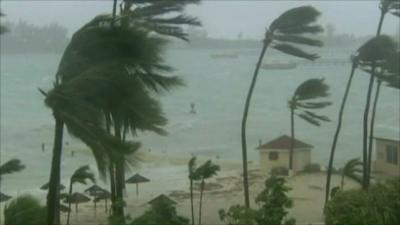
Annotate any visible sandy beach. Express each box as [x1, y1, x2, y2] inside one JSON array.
[[2, 151, 359, 225]]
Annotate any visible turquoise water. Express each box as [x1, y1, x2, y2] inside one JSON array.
[[1, 47, 399, 194]]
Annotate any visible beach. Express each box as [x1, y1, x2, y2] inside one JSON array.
[[1, 151, 360, 225]]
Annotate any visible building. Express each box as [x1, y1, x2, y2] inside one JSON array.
[[257, 135, 313, 175], [373, 136, 400, 177]]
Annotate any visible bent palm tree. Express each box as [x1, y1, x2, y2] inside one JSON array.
[[0, 159, 25, 179], [340, 158, 363, 189], [188, 157, 200, 225], [288, 79, 331, 171], [66, 165, 95, 225], [196, 160, 220, 225], [240, 5, 323, 207], [357, 35, 397, 187]]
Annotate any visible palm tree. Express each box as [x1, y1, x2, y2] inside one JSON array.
[[288, 78, 331, 171], [324, 0, 399, 205], [340, 158, 363, 189], [188, 157, 200, 225], [356, 35, 397, 188], [240, 5, 323, 207], [66, 165, 95, 225], [360, 0, 398, 189], [43, 1, 201, 222], [0, 159, 25, 179], [196, 160, 220, 225]]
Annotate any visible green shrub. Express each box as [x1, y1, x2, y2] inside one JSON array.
[[219, 205, 258, 225], [3, 195, 46, 225], [271, 167, 289, 176], [303, 163, 321, 173], [325, 179, 400, 225]]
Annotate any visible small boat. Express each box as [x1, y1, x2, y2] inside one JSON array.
[[261, 62, 297, 70], [210, 53, 239, 59]]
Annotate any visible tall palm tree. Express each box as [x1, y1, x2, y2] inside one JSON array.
[[324, 0, 399, 205], [340, 158, 363, 189], [44, 1, 201, 222], [360, 0, 397, 189], [240, 5, 323, 207], [188, 157, 200, 225], [66, 165, 95, 225], [288, 79, 331, 171], [196, 160, 220, 225], [0, 159, 25, 179], [356, 35, 397, 188]]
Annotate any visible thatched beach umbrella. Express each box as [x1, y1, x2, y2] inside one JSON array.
[[94, 190, 111, 213], [148, 194, 177, 206], [40, 182, 66, 191], [63, 192, 90, 214], [84, 184, 105, 196], [126, 173, 150, 196], [0, 192, 11, 202]]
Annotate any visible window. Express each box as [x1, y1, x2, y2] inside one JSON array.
[[269, 152, 278, 160], [386, 145, 398, 165]]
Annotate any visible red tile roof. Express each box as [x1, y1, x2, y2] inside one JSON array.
[[257, 135, 313, 150]]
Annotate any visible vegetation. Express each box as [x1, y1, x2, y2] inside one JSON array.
[[188, 157, 200, 225], [3, 195, 46, 225], [130, 199, 190, 225], [288, 78, 331, 171], [0, 12, 8, 35], [240, 5, 323, 207], [0, 158, 25, 179], [325, 179, 400, 225], [220, 176, 295, 225], [340, 158, 362, 189]]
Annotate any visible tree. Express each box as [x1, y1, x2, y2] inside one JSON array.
[[240, 5, 323, 207], [0, 159, 25, 179], [324, 0, 399, 205], [288, 78, 331, 171], [255, 176, 295, 225], [4, 195, 46, 225], [66, 165, 95, 225], [130, 199, 190, 225], [340, 158, 363, 189], [0, 12, 8, 34], [196, 160, 220, 225], [188, 157, 201, 225], [219, 205, 258, 225]]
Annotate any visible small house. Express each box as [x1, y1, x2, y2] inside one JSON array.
[[373, 136, 400, 177], [257, 135, 313, 175]]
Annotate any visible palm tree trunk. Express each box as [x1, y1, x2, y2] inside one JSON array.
[[341, 174, 344, 189], [324, 64, 357, 207], [190, 179, 194, 225], [105, 115, 117, 215], [46, 117, 64, 225], [114, 123, 125, 218], [66, 182, 73, 225], [111, 0, 117, 26], [361, 10, 385, 190], [289, 106, 295, 172], [241, 42, 269, 208], [198, 178, 205, 225], [367, 80, 381, 182]]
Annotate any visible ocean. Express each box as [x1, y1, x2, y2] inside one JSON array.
[[1, 47, 399, 196]]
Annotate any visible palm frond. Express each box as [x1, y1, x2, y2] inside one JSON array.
[[272, 34, 323, 47], [0, 159, 25, 176], [270, 6, 321, 32], [297, 101, 332, 109], [276, 25, 323, 34], [294, 78, 330, 100], [146, 15, 201, 26], [297, 113, 321, 126], [342, 158, 363, 185], [272, 43, 319, 61], [196, 160, 220, 179], [303, 110, 331, 122], [356, 35, 396, 63]]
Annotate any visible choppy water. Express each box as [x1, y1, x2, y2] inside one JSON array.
[[1, 47, 399, 195]]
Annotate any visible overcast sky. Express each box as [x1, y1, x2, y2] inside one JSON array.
[[1, 0, 399, 39]]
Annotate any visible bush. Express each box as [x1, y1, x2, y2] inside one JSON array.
[[271, 167, 289, 176], [325, 179, 400, 225], [219, 205, 258, 225], [3, 195, 46, 225], [303, 163, 321, 173]]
